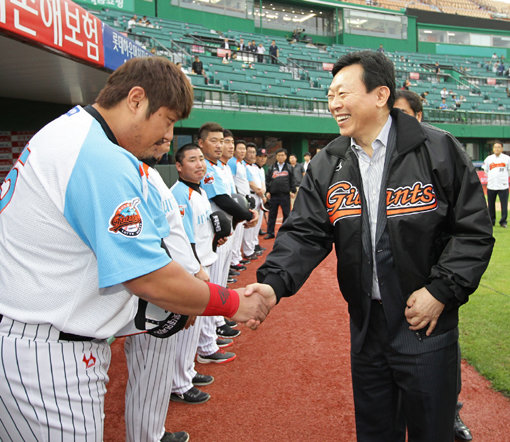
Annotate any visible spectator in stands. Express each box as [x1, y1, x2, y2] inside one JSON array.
[[506, 87, 510, 98], [420, 90, 429, 105], [440, 87, 448, 99], [303, 152, 311, 173], [221, 38, 230, 50], [238, 38, 246, 52], [483, 141, 510, 228], [191, 55, 208, 85], [434, 61, 441, 81], [492, 52, 498, 60], [401, 79, 411, 90], [452, 94, 462, 109], [439, 98, 448, 110], [248, 40, 257, 53], [498, 62, 505, 76], [256, 43, 266, 63], [127, 15, 137, 32], [376, 44, 385, 53], [269, 40, 279, 65]]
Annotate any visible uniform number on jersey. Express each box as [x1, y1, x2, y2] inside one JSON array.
[[0, 146, 31, 214]]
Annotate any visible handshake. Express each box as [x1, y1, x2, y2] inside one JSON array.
[[231, 283, 277, 329]]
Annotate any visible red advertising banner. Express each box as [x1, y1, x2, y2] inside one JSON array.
[[0, 130, 35, 182], [0, 0, 104, 66], [322, 62, 333, 71]]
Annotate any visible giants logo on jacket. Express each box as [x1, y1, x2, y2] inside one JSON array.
[[271, 170, 289, 179], [327, 181, 437, 224]]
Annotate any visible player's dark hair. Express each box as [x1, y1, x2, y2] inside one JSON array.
[[223, 129, 233, 138], [245, 142, 257, 152], [235, 139, 247, 150], [276, 148, 288, 155], [395, 90, 423, 115], [289, 153, 297, 159], [493, 140, 503, 147], [199, 122, 224, 140], [303, 151, 311, 157], [95, 57, 193, 119], [332, 50, 395, 110], [175, 143, 200, 163]]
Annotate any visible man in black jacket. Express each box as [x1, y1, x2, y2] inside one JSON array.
[[254, 51, 494, 441], [264, 148, 296, 239]]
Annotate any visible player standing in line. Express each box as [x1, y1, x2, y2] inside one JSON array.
[[0, 57, 274, 441], [228, 140, 258, 263], [120, 160, 207, 442], [199, 123, 259, 341], [255, 147, 269, 237], [170, 144, 233, 402], [483, 140, 510, 228], [244, 142, 265, 257], [393, 89, 473, 442]]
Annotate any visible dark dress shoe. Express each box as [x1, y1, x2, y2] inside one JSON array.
[[454, 402, 472, 441], [259, 230, 267, 235], [264, 233, 275, 239]]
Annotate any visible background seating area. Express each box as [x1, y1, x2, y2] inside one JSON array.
[[97, 9, 510, 116]]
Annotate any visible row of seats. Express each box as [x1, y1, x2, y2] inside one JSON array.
[[95, 8, 510, 113]]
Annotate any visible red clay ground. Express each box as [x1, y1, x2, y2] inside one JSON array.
[[104, 221, 510, 441]]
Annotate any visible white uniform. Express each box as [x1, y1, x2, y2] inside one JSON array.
[[124, 165, 200, 442], [0, 106, 170, 441], [244, 162, 263, 254], [483, 153, 510, 190], [211, 160, 236, 287], [228, 157, 251, 261], [171, 180, 218, 391], [254, 163, 267, 235]]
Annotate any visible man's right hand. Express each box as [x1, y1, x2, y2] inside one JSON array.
[[232, 284, 276, 329], [244, 209, 259, 228]]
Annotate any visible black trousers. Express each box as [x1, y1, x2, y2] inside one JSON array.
[[487, 188, 508, 225], [351, 302, 457, 442], [266, 193, 290, 235]]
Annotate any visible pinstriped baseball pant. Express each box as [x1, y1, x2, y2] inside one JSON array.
[[0, 317, 109, 442]]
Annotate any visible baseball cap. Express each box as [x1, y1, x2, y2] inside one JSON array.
[[256, 148, 267, 156]]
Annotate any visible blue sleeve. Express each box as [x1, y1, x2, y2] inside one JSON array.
[[201, 163, 228, 199], [171, 183, 195, 244], [64, 126, 170, 288], [246, 165, 254, 181], [228, 158, 237, 176]]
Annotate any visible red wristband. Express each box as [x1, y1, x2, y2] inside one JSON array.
[[203, 282, 240, 318]]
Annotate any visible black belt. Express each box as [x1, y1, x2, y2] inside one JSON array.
[[0, 314, 93, 341], [58, 331, 95, 341]]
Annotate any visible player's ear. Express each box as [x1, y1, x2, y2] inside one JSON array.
[[126, 86, 147, 114]]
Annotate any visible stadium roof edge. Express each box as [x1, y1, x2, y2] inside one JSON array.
[[302, 0, 404, 15]]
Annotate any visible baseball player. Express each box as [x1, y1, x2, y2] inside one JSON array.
[[171, 143, 234, 401], [244, 142, 265, 257], [119, 159, 210, 442], [0, 58, 273, 441], [199, 123, 259, 341], [254, 147, 269, 243], [483, 140, 510, 228]]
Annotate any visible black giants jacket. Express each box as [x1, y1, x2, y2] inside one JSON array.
[[258, 110, 494, 352], [266, 162, 296, 195]]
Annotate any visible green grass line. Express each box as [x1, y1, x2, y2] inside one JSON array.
[[459, 210, 510, 397]]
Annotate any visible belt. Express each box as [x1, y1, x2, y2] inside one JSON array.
[[0, 314, 94, 341]]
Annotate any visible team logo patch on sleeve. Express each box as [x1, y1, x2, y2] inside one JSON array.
[[109, 198, 143, 237], [326, 181, 362, 224], [203, 173, 215, 184]]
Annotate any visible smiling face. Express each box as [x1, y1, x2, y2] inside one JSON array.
[[176, 148, 206, 183], [493, 143, 503, 156], [221, 135, 235, 162], [327, 64, 389, 148]]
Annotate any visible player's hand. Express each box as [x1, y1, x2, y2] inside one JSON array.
[[194, 267, 210, 282], [290, 192, 296, 198], [232, 284, 276, 329], [266, 192, 271, 200], [405, 287, 445, 336], [184, 315, 197, 329], [244, 209, 259, 228], [217, 236, 228, 247]]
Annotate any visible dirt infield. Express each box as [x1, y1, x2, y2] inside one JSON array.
[[104, 234, 510, 441]]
